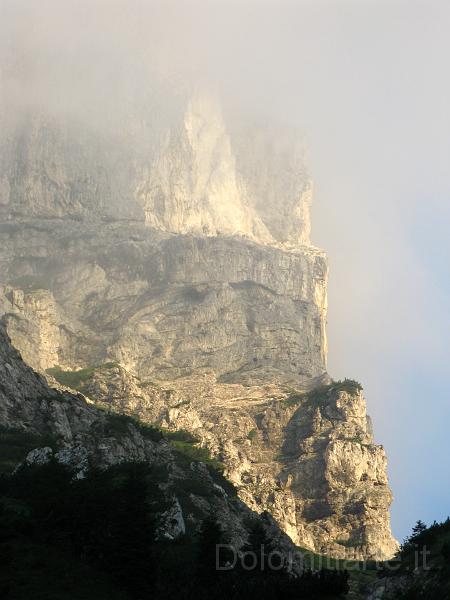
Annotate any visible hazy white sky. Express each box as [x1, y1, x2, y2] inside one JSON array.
[[1, 0, 449, 540]]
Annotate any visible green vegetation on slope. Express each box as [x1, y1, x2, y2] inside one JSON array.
[[97, 410, 165, 442], [377, 519, 450, 599], [0, 427, 59, 474], [46, 363, 118, 392], [93, 409, 226, 472], [285, 378, 363, 408]]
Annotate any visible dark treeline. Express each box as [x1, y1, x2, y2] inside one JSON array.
[[0, 460, 349, 599], [377, 518, 450, 599]]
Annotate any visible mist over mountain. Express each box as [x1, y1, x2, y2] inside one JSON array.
[[0, 1, 448, 598]]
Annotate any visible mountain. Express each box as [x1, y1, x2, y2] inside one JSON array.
[[0, 90, 397, 560]]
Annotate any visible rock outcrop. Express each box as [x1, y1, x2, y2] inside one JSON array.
[[77, 366, 398, 560], [0, 90, 396, 559]]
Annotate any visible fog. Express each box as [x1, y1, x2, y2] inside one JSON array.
[[1, 0, 449, 541]]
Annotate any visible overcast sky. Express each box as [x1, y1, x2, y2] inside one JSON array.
[[1, 0, 449, 541]]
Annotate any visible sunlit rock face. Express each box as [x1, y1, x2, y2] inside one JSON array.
[[0, 92, 312, 247], [0, 90, 396, 559], [137, 93, 313, 246]]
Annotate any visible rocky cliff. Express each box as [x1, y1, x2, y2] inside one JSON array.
[[0, 91, 396, 559]]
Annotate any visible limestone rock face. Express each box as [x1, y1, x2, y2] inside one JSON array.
[[0, 91, 396, 560]]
